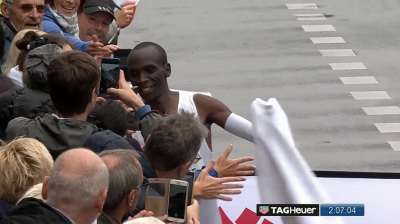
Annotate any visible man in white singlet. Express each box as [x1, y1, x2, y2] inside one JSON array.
[[127, 42, 255, 176]]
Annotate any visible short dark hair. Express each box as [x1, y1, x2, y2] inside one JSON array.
[[132, 42, 168, 64], [47, 51, 100, 116], [144, 112, 208, 172], [88, 101, 127, 137], [98, 149, 142, 212]]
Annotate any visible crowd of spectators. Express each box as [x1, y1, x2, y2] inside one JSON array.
[[0, 0, 256, 223]]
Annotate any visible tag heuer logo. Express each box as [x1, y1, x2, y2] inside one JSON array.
[[259, 206, 269, 214]]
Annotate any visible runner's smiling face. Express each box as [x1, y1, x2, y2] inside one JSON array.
[[127, 46, 171, 102]]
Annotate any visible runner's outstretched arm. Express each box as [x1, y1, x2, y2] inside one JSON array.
[[193, 94, 253, 142]]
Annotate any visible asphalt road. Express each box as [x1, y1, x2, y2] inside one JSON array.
[[118, 0, 400, 172]]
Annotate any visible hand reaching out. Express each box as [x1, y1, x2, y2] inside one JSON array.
[[107, 70, 145, 110], [214, 145, 255, 178], [194, 160, 245, 201]]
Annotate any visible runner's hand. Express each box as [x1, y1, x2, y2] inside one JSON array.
[[107, 70, 145, 110], [214, 145, 255, 177], [115, 4, 136, 28], [194, 160, 245, 201]]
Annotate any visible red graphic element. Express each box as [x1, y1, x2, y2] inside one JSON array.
[[219, 206, 234, 224], [236, 207, 261, 224], [219, 206, 274, 224], [261, 219, 274, 224]]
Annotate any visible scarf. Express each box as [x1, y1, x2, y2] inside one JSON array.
[[46, 4, 79, 38]]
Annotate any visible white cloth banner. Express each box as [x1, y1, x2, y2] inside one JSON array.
[[251, 98, 343, 224]]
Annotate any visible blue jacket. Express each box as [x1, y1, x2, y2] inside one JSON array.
[[42, 9, 89, 52]]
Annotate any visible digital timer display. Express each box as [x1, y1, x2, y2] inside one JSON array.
[[320, 204, 364, 216]]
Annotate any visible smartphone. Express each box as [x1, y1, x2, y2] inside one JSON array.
[[182, 171, 195, 206], [100, 58, 120, 98], [167, 179, 189, 223]]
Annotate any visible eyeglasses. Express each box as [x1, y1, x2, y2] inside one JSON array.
[[135, 178, 149, 189], [5, 1, 46, 13], [193, 154, 201, 164]]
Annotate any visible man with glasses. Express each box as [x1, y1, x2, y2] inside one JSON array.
[[97, 149, 154, 224], [0, 0, 44, 66]]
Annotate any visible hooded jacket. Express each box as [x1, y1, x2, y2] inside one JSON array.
[[0, 198, 73, 224], [0, 44, 64, 139], [5, 114, 99, 160]]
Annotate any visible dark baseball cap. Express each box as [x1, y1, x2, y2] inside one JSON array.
[[83, 0, 116, 20]]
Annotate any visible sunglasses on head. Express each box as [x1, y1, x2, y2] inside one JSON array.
[[5, 1, 46, 13]]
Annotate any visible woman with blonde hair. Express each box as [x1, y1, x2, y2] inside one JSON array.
[[0, 138, 53, 218], [1, 29, 46, 86]]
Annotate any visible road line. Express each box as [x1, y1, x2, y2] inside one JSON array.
[[330, 62, 367, 70], [350, 91, 391, 100], [388, 141, 400, 151], [340, 76, 378, 85], [302, 25, 336, 32], [294, 14, 326, 20], [319, 49, 356, 57], [310, 37, 345, 44], [362, 106, 400, 115], [286, 3, 318, 9], [374, 123, 400, 133]]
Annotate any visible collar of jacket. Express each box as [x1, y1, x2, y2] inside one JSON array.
[[0, 15, 17, 40]]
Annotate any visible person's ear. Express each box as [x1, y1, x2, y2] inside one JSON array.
[[1, 2, 10, 18], [41, 176, 50, 200], [165, 63, 171, 78], [95, 189, 108, 213], [126, 189, 136, 206], [91, 88, 97, 103], [178, 161, 192, 178]]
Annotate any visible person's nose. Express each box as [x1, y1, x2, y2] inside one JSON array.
[[93, 22, 103, 32], [29, 7, 40, 19], [136, 73, 149, 84]]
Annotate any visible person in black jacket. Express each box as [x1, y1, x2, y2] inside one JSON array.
[[0, 32, 69, 139], [88, 101, 142, 151], [0, 22, 14, 95]]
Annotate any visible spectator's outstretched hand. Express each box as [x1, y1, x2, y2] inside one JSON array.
[[107, 70, 144, 110], [88, 35, 111, 56], [186, 199, 201, 224], [214, 145, 255, 177], [194, 160, 245, 201]]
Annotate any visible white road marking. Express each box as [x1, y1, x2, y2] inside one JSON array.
[[350, 91, 391, 100], [374, 123, 400, 133], [388, 141, 400, 151], [340, 76, 378, 85], [362, 106, 400, 115], [302, 25, 336, 32], [310, 37, 345, 44], [286, 3, 318, 9], [319, 49, 356, 57], [330, 62, 367, 70], [294, 14, 326, 20]]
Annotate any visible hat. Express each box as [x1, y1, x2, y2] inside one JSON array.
[[83, 0, 116, 20], [25, 44, 64, 91]]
